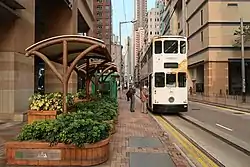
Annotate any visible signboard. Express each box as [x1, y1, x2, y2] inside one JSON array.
[[164, 63, 178, 68], [15, 149, 61, 161]]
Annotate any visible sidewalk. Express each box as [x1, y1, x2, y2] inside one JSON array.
[[0, 122, 23, 163], [102, 94, 190, 167], [0, 94, 190, 167], [189, 94, 250, 113]]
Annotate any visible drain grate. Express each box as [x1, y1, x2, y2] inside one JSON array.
[[191, 108, 200, 110]]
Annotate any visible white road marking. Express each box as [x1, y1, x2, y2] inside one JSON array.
[[216, 123, 233, 131]]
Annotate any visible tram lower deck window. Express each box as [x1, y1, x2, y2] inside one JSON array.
[[155, 72, 165, 87], [166, 73, 176, 87], [178, 72, 186, 87]]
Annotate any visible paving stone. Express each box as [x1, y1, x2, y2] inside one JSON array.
[[129, 152, 175, 167], [128, 136, 163, 148]]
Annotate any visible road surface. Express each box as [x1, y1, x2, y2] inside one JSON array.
[[185, 101, 250, 144], [163, 115, 250, 167]]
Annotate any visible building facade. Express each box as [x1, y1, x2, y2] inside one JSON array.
[[145, 7, 161, 43], [134, 0, 147, 30], [0, 0, 94, 121], [92, 0, 112, 53], [133, 0, 147, 68], [167, 0, 250, 95], [134, 27, 145, 66], [111, 35, 122, 74]]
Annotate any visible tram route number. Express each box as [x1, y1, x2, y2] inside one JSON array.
[[15, 149, 61, 160]]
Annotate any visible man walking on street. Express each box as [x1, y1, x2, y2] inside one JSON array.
[[140, 86, 148, 114], [129, 86, 136, 112]]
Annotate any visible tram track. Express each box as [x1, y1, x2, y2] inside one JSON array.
[[152, 114, 223, 167], [152, 113, 250, 167], [135, 92, 250, 166]]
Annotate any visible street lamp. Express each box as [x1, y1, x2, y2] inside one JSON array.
[[119, 20, 137, 89]]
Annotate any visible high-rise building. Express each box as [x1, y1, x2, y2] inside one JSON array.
[[145, 7, 160, 43], [168, 0, 250, 96], [134, 27, 145, 65], [159, 0, 171, 35], [133, 0, 147, 67], [134, 0, 147, 30], [92, 0, 112, 53]]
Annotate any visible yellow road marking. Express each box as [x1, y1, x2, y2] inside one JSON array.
[[154, 115, 219, 167]]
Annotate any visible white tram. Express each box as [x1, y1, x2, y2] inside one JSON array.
[[140, 35, 188, 113]]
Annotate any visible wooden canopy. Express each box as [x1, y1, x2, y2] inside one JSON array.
[[25, 35, 112, 113]]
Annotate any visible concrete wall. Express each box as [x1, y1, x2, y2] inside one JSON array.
[[0, 0, 35, 120]]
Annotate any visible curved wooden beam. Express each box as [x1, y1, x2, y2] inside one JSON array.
[[97, 65, 116, 82], [66, 44, 100, 83], [102, 71, 116, 82], [31, 51, 63, 83]]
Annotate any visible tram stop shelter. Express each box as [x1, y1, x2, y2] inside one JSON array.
[[25, 35, 112, 113], [76, 60, 119, 100]]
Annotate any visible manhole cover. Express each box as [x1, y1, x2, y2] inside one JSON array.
[[129, 152, 175, 167]]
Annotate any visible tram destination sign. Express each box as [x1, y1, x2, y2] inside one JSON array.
[[164, 63, 178, 68], [15, 149, 61, 161]]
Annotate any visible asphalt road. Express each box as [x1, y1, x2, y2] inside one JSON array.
[[163, 115, 250, 167], [185, 101, 250, 145]]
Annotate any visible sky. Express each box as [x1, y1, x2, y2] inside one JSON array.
[[112, 0, 155, 46]]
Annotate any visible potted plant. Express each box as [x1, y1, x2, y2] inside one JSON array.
[[27, 92, 74, 124], [5, 112, 111, 166]]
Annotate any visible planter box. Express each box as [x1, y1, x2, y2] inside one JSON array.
[[27, 110, 57, 124], [5, 137, 110, 166]]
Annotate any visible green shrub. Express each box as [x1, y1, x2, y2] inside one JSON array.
[[75, 99, 118, 121], [17, 112, 111, 147]]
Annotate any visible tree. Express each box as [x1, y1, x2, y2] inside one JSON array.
[[233, 24, 250, 47]]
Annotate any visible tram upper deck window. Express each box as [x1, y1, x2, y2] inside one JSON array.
[[155, 72, 165, 87], [166, 73, 176, 87], [164, 40, 178, 53], [178, 72, 186, 87], [180, 41, 186, 54], [154, 41, 162, 54]]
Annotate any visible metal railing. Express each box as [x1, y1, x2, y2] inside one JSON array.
[[189, 93, 250, 110]]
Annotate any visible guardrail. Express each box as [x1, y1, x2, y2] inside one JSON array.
[[189, 93, 250, 110]]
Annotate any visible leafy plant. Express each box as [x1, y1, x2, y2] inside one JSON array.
[[17, 112, 111, 147], [75, 99, 118, 121], [76, 89, 86, 99], [29, 92, 74, 113], [233, 24, 250, 47]]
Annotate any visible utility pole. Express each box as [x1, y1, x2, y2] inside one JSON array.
[[119, 22, 123, 89], [240, 18, 246, 103]]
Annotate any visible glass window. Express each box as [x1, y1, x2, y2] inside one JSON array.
[[164, 40, 178, 53], [154, 41, 162, 54], [166, 73, 176, 87], [180, 41, 186, 54], [155, 72, 165, 87], [178, 72, 186, 87]]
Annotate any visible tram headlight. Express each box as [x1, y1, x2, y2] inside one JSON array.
[[169, 97, 175, 103]]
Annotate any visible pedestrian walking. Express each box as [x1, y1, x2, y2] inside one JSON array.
[[130, 86, 136, 112], [126, 89, 131, 101], [140, 85, 148, 114]]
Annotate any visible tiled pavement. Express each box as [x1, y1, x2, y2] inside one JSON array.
[[100, 94, 190, 167], [0, 93, 190, 167]]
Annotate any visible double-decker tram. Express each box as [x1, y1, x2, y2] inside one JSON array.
[[140, 35, 188, 113]]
